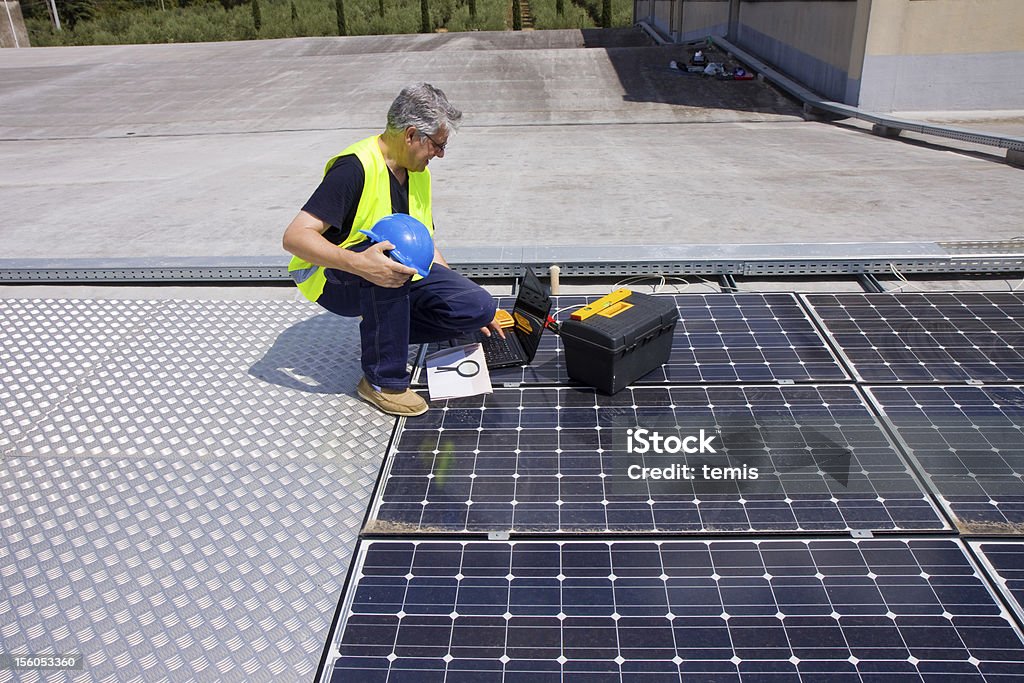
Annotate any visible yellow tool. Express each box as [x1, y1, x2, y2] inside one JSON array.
[[513, 311, 534, 333], [571, 289, 633, 321], [493, 309, 515, 328]]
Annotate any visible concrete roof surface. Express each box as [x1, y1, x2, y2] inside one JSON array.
[[1, 28, 1022, 261]]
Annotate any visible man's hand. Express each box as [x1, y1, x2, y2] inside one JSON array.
[[353, 241, 417, 288], [480, 318, 506, 339]]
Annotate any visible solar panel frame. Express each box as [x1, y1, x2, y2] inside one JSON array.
[[365, 384, 947, 535], [325, 538, 1024, 683], [803, 292, 1024, 383], [414, 293, 849, 388]]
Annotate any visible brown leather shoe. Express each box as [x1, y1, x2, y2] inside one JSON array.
[[357, 377, 428, 417]]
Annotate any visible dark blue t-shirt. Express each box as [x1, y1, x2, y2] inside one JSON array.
[[301, 154, 412, 246]]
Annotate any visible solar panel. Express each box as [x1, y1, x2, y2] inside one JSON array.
[[328, 538, 1024, 682], [972, 541, 1024, 626], [415, 293, 848, 387], [366, 385, 945, 534], [867, 385, 1024, 534], [804, 293, 1024, 383]]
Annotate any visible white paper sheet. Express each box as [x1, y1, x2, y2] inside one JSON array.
[[425, 343, 493, 401]]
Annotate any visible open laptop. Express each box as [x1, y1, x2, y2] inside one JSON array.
[[469, 266, 553, 370]]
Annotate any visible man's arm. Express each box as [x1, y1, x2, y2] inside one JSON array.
[[282, 210, 416, 288]]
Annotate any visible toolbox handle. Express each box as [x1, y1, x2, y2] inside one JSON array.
[[625, 322, 676, 352], [571, 289, 632, 321]]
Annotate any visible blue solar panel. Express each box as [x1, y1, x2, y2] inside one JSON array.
[[805, 293, 1024, 383], [330, 539, 1024, 682], [415, 293, 848, 387], [367, 385, 944, 534], [867, 385, 1024, 533], [321, 288, 1024, 682], [973, 542, 1024, 626]]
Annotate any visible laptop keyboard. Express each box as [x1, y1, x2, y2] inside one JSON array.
[[481, 333, 521, 366]]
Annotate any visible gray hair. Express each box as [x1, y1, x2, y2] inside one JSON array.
[[386, 83, 463, 138]]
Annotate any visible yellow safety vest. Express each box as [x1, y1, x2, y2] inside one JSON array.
[[288, 135, 433, 302]]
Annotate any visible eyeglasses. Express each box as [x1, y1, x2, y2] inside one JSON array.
[[420, 130, 447, 153]]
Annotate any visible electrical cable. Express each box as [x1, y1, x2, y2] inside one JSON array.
[[611, 274, 720, 294], [887, 264, 927, 292]]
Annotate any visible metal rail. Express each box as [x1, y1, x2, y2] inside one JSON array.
[[638, 22, 1024, 165], [712, 36, 1024, 155], [2, 242, 1022, 283]]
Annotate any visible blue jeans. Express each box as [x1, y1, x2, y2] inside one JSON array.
[[316, 257, 496, 390]]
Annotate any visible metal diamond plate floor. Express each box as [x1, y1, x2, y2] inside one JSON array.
[[0, 298, 395, 683]]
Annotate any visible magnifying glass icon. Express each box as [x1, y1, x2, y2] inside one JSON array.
[[435, 359, 481, 378]]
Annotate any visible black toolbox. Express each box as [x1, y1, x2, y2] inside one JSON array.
[[559, 289, 679, 394]]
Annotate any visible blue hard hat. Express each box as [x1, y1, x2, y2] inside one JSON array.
[[359, 213, 434, 278]]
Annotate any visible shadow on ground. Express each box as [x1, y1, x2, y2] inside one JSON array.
[[249, 313, 361, 394], [585, 28, 802, 116]]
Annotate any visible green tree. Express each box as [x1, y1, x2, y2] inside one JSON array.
[[291, 0, 298, 22], [512, 0, 521, 30], [555, 0, 562, 16], [251, 0, 262, 31], [378, 0, 384, 16], [336, 0, 346, 35], [419, 0, 429, 32], [601, 0, 609, 27], [469, 0, 475, 19], [57, 0, 96, 30]]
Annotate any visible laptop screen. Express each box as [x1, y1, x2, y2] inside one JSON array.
[[511, 267, 552, 363]]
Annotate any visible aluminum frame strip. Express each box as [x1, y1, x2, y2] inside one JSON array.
[[2, 241, 1024, 283]]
